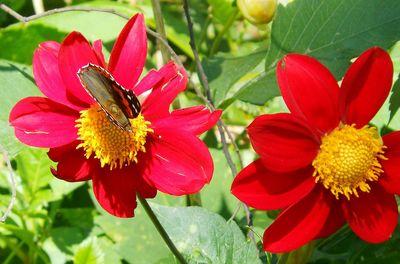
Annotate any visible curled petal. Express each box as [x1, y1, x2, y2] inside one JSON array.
[[140, 128, 213, 195], [33, 41, 83, 110], [380, 131, 400, 194], [277, 54, 340, 134], [108, 14, 147, 90], [59, 31, 101, 107], [342, 184, 398, 243], [263, 188, 332, 253], [248, 113, 319, 172], [9, 97, 79, 148], [339, 47, 393, 127], [142, 64, 188, 121], [48, 141, 94, 182], [151, 106, 222, 135], [134, 61, 178, 96], [231, 160, 315, 210]]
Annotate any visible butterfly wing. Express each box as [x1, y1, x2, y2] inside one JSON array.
[[77, 64, 137, 132]]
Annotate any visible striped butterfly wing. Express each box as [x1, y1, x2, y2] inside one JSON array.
[[77, 64, 141, 132]]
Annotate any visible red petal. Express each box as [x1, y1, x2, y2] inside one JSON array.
[[315, 200, 345, 238], [151, 106, 221, 135], [142, 64, 188, 121], [92, 39, 106, 68], [134, 61, 178, 96], [231, 160, 315, 210], [380, 131, 400, 194], [140, 128, 213, 195], [48, 141, 94, 182], [92, 166, 138, 217], [9, 97, 79, 148], [108, 14, 147, 90], [33, 41, 83, 111], [263, 188, 332, 253], [277, 54, 340, 134], [342, 184, 398, 243], [247, 113, 319, 172], [58, 32, 101, 106], [339, 47, 393, 127]]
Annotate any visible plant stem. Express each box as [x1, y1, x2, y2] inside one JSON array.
[[138, 195, 188, 264], [150, 0, 170, 63], [182, 0, 254, 244]]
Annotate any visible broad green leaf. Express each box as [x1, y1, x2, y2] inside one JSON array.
[[0, 23, 66, 64], [95, 206, 173, 264], [152, 204, 261, 264], [0, 60, 39, 156], [50, 227, 87, 255], [238, 0, 400, 105], [74, 238, 104, 264], [203, 49, 266, 106], [234, 69, 279, 105], [266, 0, 400, 77]]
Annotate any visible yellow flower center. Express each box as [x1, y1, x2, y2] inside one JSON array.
[[75, 105, 153, 170], [312, 124, 387, 200]]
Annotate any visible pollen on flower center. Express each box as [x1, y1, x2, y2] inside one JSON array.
[[312, 124, 387, 200], [75, 105, 153, 170]]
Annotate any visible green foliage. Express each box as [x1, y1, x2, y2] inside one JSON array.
[[0, 0, 400, 263], [152, 203, 261, 264], [74, 238, 104, 264], [389, 74, 400, 123], [203, 49, 266, 106], [0, 60, 38, 156]]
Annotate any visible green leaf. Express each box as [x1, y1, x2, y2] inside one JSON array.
[[234, 69, 279, 105], [74, 238, 104, 264], [389, 74, 400, 123], [0, 23, 66, 64], [203, 49, 266, 106], [0, 60, 39, 156], [152, 204, 261, 264], [15, 148, 53, 196], [235, 0, 400, 105], [267, 0, 400, 77], [50, 227, 86, 255], [95, 206, 172, 263]]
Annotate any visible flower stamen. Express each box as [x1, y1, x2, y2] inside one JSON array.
[[312, 124, 387, 200], [75, 105, 153, 170]]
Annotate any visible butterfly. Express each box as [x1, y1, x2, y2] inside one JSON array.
[[77, 64, 141, 133]]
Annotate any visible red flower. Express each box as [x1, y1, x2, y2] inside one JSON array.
[[231, 48, 400, 252], [9, 14, 221, 217]]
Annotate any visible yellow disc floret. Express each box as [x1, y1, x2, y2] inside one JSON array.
[[75, 105, 153, 170], [312, 124, 387, 200]]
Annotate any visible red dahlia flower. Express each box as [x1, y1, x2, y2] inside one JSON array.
[[9, 14, 221, 217], [231, 48, 400, 252]]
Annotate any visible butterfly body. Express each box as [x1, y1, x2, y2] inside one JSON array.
[[77, 64, 141, 132]]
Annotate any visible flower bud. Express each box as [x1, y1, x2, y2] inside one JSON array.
[[237, 0, 278, 25]]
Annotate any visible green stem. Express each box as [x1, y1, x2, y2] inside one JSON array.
[[138, 195, 188, 264], [186, 193, 202, 206], [209, 8, 239, 56], [150, 0, 170, 63]]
